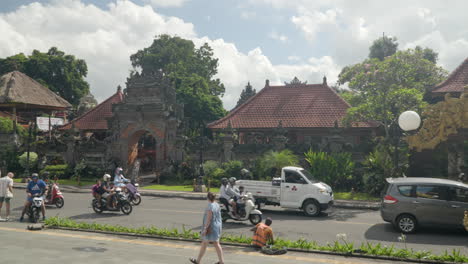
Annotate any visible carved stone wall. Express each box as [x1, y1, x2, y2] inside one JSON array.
[[107, 71, 184, 172]]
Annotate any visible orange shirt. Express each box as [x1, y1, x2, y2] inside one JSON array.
[[252, 223, 273, 247]]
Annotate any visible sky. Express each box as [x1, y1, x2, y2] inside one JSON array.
[[1, 0, 467, 110]]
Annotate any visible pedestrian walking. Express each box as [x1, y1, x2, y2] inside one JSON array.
[[190, 192, 224, 264], [0, 172, 14, 221]]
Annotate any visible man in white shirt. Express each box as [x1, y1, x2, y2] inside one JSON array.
[[0, 172, 14, 221], [218, 178, 230, 210]]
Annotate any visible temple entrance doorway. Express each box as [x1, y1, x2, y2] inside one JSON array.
[[128, 130, 157, 179]]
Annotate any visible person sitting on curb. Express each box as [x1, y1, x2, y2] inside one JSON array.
[[251, 217, 274, 249]]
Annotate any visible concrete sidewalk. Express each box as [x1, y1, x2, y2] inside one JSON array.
[[13, 182, 380, 210]]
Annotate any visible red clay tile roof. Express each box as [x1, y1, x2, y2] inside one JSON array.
[[432, 57, 468, 94], [61, 91, 123, 130], [208, 83, 375, 129]]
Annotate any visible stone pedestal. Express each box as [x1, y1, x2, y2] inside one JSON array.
[[193, 184, 207, 193]]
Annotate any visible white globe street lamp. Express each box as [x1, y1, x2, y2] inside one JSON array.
[[398, 111, 421, 132]]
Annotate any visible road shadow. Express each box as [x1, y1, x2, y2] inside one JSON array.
[[364, 223, 468, 248], [258, 207, 371, 222], [69, 212, 129, 220]]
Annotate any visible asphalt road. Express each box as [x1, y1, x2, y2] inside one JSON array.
[[0, 225, 395, 264], [3, 192, 467, 255]]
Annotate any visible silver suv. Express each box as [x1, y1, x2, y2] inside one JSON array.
[[380, 177, 468, 233]]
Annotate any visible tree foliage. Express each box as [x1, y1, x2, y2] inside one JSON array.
[[235, 82, 257, 108], [339, 44, 447, 177], [338, 48, 447, 138], [0, 47, 90, 106], [369, 35, 398, 60], [130, 35, 227, 134]]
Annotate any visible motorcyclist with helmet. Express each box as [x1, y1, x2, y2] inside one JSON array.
[[20, 173, 47, 222], [219, 178, 230, 210], [226, 177, 241, 217], [100, 174, 115, 208]]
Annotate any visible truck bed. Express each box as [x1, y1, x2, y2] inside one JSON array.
[[237, 180, 280, 200]]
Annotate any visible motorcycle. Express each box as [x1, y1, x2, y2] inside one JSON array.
[[92, 187, 133, 215], [25, 194, 44, 223], [44, 182, 64, 208], [220, 192, 262, 225], [126, 182, 141, 206]]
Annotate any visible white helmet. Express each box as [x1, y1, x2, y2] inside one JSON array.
[[103, 174, 111, 181]]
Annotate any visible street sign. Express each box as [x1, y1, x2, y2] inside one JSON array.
[[36, 117, 64, 131]]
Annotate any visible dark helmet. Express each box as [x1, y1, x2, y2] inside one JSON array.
[[221, 178, 228, 185]]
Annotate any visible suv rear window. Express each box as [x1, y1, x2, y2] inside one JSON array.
[[397, 185, 413, 197], [416, 185, 447, 200]]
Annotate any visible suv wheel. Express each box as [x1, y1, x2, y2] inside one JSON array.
[[396, 214, 417, 234]]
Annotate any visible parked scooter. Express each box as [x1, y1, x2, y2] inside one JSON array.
[[45, 182, 64, 208], [220, 192, 262, 225], [92, 187, 133, 215], [25, 194, 44, 223], [126, 181, 141, 205]]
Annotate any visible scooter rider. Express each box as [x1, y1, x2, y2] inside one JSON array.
[[114, 167, 128, 189], [226, 177, 241, 217], [100, 174, 115, 208], [219, 178, 230, 210], [20, 173, 47, 222]]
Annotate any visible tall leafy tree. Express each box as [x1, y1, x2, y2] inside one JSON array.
[[369, 35, 398, 61], [338, 47, 447, 176], [130, 35, 227, 135], [0, 47, 90, 106], [235, 82, 256, 108]]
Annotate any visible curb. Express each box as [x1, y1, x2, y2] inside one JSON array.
[[45, 226, 454, 264], [13, 185, 380, 210]]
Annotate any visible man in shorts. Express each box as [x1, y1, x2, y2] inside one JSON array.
[[0, 172, 14, 221]]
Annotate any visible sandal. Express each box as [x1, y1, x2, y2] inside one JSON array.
[[189, 257, 198, 264]]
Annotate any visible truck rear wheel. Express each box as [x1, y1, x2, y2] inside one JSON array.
[[303, 200, 320, 217]]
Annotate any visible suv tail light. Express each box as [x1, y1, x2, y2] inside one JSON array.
[[383, 195, 398, 204]]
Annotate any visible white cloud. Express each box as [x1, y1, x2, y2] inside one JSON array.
[[250, 0, 468, 72], [0, 0, 338, 111], [145, 0, 189, 8], [269, 31, 288, 43], [287, 55, 301, 61]]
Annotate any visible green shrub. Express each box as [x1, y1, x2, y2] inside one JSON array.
[[304, 150, 355, 191], [18, 152, 38, 171], [362, 146, 393, 196], [203, 161, 225, 186], [222, 160, 243, 179], [40, 164, 70, 179], [257, 150, 299, 179]]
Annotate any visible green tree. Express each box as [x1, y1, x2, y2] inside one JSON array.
[[0, 47, 90, 106], [130, 35, 227, 134], [339, 47, 447, 176], [235, 82, 256, 108], [369, 35, 398, 60]]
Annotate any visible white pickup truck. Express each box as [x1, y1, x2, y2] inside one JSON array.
[[237, 166, 333, 216]]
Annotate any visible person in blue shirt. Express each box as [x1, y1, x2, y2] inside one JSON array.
[[20, 173, 47, 221]]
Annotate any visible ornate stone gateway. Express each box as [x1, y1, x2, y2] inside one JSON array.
[[107, 71, 184, 172], [407, 87, 467, 178]]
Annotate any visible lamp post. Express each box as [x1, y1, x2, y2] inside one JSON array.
[[395, 111, 421, 176]]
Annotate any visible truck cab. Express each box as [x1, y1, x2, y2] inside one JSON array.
[[279, 166, 333, 215]]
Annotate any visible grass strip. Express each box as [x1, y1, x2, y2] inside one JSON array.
[[334, 192, 380, 201], [45, 217, 467, 263], [142, 184, 220, 193]]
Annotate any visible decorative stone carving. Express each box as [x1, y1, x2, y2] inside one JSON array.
[[407, 87, 467, 151]]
